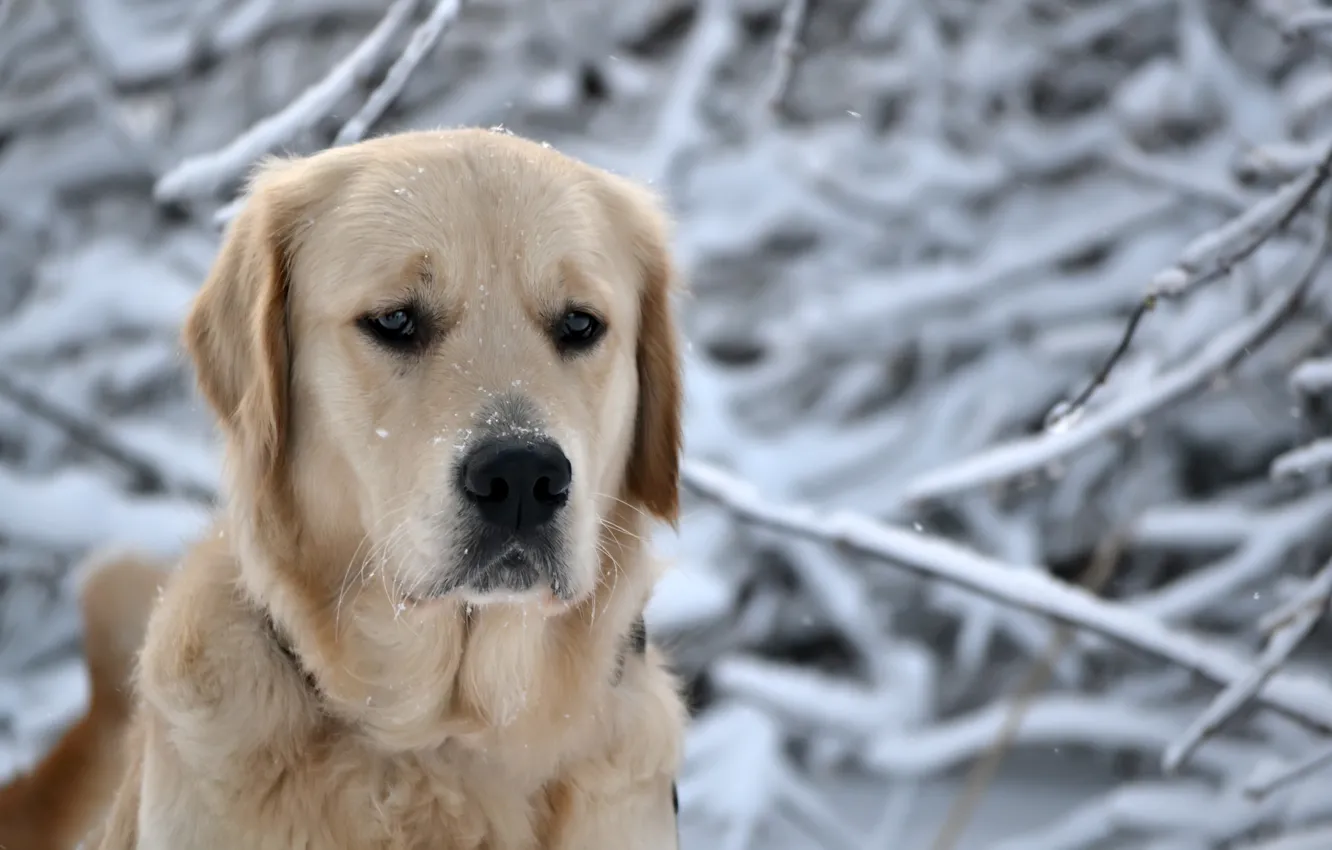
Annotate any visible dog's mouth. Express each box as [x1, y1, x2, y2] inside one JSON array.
[[407, 534, 572, 608], [465, 544, 545, 595]]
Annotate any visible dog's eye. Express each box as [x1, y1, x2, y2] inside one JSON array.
[[361, 308, 420, 349], [555, 310, 605, 353]]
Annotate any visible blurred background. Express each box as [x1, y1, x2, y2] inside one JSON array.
[[5, 0, 1332, 847]]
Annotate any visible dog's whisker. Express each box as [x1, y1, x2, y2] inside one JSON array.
[[597, 517, 645, 546], [336, 494, 416, 637], [594, 491, 654, 524]]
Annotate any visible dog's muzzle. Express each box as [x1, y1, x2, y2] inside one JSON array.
[[450, 434, 572, 596]]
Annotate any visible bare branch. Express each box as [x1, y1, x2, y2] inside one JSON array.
[[906, 207, 1330, 502], [1235, 138, 1332, 185], [1260, 565, 1332, 635], [682, 458, 1332, 732], [1040, 297, 1158, 435], [1152, 142, 1332, 299], [1129, 492, 1332, 622], [1291, 356, 1332, 393], [332, 0, 463, 147], [1282, 9, 1332, 37], [0, 372, 216, 506], [1270, 437, 1332, 479], [1163, 558, 1332, 774], [765, 0, 808, 113], [1244, 738, 1332, 799], [1042, 144, 1332, 437], [929, 532, 1127, 850], [1108, 146, 1249, 213], [154, 0, 421, 204], [47, 0, 168, 177], [1232, 824, 1332, 849]]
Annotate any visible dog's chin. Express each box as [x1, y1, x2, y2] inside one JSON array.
[[445, 547, 578, 612]]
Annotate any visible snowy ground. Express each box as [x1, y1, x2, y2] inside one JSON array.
[[7, 0, 1332, 847]]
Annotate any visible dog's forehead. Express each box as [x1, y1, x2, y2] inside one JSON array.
[[296, 135, 616, 309], [348, 132, 594, 227]]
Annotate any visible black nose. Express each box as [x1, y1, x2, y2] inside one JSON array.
[[460, 438, 572, 533]]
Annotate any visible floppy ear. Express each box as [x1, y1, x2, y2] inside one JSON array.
[[599, 175, 684, 525], [183, 159, 308, 501]]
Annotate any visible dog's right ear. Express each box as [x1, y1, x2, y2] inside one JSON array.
[[182, 158, 312, 494]]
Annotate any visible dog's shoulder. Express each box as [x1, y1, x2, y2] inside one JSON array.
[[135, 532, 315, 750]]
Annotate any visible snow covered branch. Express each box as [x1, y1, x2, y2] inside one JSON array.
[[905, 209, 1331, 502], [682, 459, 1332, 732], [153, 0, 422, 204], [332, 0, 463, 147], [763, 0, 807, 113], [1163, 558, 1332, 774]]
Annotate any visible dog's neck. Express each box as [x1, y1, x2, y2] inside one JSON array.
[[232, 496, 660, 758], [258, 593, 649, 699]]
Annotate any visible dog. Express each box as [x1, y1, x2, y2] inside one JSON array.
[[0, 127, 688, 849]]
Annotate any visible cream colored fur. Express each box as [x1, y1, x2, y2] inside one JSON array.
[[0, 127, 688, 850]]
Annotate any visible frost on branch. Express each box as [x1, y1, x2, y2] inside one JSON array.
[[7, 0, 1332, 847]]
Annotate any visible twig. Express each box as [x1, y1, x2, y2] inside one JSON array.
[[1129, 492, 1332, 622], [1163, 558, 1332, 775], [682, 459, 1332, 732], [1236, 138, 1332, 185], [1232, 824, 1332, 850], [1260, 565, 1332, 635], [47, 0, 169, 178], [0, 372, 216, 506], [929, 531, 1127, 850], [332, 0, 463, 147], [1044, 144, 1332, 435], [986, 777, 1266, 850], [154, 0, 421, 203], [1270, 437, 1332, 480], [1042, 297, 1157, 434], [1291, 356, 1332, 393], [788, 194, 1178, 361], [1154, 142, 1332, 298], [765, 0, 808, 112], [1282, 9, 1332, 37], [862, 692, 1267, 777], [1244, 738, 1332, 799], [1107, 146, 1249, 214], [906, 205, 1331, 501]]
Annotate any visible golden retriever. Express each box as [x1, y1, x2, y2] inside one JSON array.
[[0, 127, 687, 850]]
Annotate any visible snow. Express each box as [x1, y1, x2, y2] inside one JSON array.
[[7, 0, 1332, 847]]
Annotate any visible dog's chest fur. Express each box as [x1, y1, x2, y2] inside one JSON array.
[[232, 741, 551, 849], [138, 729, 554, 849], [133, 545, 679, 850]]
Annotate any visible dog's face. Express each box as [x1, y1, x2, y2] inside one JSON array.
[[183, 129, 682, 611]]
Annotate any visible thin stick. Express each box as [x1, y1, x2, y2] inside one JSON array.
[[908, 207, 1331, 501], [1245, 738, 1332, 799], [333, 0, 464, 147], [0, 372, 216, 505], [1165, 558, 1332, 775], [929, 532, 1127, 850], [765, 0, 809, 112], [1043, 144, 1332, 435]]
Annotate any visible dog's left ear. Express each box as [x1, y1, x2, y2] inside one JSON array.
[[597, 174, 684, 525], [183, 155, 333, 525]]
